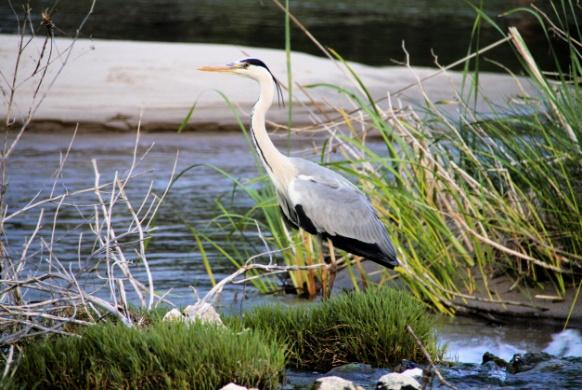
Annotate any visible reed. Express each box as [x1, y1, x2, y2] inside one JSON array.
[[192, 1, 581, 313]]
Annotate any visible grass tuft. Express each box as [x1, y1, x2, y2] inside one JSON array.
[[5, 289, 439, 387], [229, 287, 441, 371], [9, 321, 285, 390]]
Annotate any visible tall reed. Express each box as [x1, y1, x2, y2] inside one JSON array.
[[194, 1, 582, 312]]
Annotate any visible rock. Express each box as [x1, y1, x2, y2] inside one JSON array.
[[162, 302, 223, 326], [162, 308, 183, 322], [376, 373, 421, 390], [220, 383, 257, 390], [325, 363, 387, 387], [327, 363, 375, 375], [394, 359, 419, 372], [312, 376, 361, 390], [401, 368, 423, 379], [183, 301, 224, 326], [482, 352, 508, 368], [508, 352, 553, 374]]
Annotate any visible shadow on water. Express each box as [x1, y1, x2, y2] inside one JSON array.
[[0, 0, 573, 72]]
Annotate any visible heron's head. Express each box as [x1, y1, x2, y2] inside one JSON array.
[[198, 58, 284, 105]]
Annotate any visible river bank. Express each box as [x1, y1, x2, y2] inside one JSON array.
[[1, 34, 535, 132]]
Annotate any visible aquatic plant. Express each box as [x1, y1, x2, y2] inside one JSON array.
[[8, 321, 285, 390], [229, 287, 440, 371]]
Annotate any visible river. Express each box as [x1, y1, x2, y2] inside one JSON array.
[[5, 130, 582, 388]]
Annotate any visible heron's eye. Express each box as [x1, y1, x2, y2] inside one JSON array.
[[242, 63, 250, 69]]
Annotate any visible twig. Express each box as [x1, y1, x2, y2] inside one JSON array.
[[406, 325, 457, 390], [1, 345, 14, 380]]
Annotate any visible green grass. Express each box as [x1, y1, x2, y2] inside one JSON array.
[[8, 321, 285, 390], [228, 287, 441, 371], [5, 288, 438, 388]]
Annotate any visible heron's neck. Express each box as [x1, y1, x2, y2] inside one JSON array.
[[251, 74, 294, 188]]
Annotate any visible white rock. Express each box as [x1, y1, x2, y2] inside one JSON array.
[[162, 308, 183, 322], [312, 376, 359, 390], [183, 301, 223, 326], [401, 368, 423, 379], [220, 383, 255, 390], [376, 373, 421, 390]]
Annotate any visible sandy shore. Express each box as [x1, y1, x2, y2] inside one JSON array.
[[1, 34, 536, 132]]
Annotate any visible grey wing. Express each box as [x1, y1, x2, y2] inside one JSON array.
[[287, 171, 397, 264]]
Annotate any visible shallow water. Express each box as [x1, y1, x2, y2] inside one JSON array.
[[5, 131, 582, 388], [285, 322, 582, 389], [5, 131, 303, 308]]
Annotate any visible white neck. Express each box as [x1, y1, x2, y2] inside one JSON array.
[[250, 71, 294, 189]]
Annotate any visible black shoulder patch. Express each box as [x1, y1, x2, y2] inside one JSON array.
[[279, 206, 299, 230], [294, 204, 318, 235]]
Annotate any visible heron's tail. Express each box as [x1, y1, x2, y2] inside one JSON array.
[[325, 233, 398, 269], [371, 256, 399, 269]]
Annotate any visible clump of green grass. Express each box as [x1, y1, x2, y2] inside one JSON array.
[[229, 287, 441, 371], [10, 321, 285, 390], [6, 289, 439, 388]]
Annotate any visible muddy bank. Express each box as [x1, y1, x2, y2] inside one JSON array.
[[332, 261, 582, 326], [1, 34, 536, 132]]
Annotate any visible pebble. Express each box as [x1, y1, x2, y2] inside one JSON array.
[[219, 383, 257, 390], [162, 301, 224, 326], [376, 372, 421, 390], [312, 376, 363, 390]]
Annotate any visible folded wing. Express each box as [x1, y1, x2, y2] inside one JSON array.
[[284, 171, 398, 268]]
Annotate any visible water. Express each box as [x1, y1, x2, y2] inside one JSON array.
[[0, 0, 571, 72], [5, 131, 582, 387], [285, 322, 582, 389], [4, 131, 296, 308]]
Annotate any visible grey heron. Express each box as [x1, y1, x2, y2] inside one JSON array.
[[199, 58, 398, 270]]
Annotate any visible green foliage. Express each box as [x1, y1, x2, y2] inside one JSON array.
[[7, 289, 439, 388], [324, 1, 582, 312], [11, 321, 285, 390], [229, 287, 441, 371]]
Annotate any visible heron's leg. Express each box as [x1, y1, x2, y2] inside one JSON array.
[[318, 236, 330, 299], [326, 239, 337, 296], [301, 230, 317, 298], [353, 256, 369, 290]]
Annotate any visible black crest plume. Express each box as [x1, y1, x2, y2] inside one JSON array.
[[240, 58, 285, 108]]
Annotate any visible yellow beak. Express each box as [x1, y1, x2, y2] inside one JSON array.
[[197, 64, 239, 72]]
